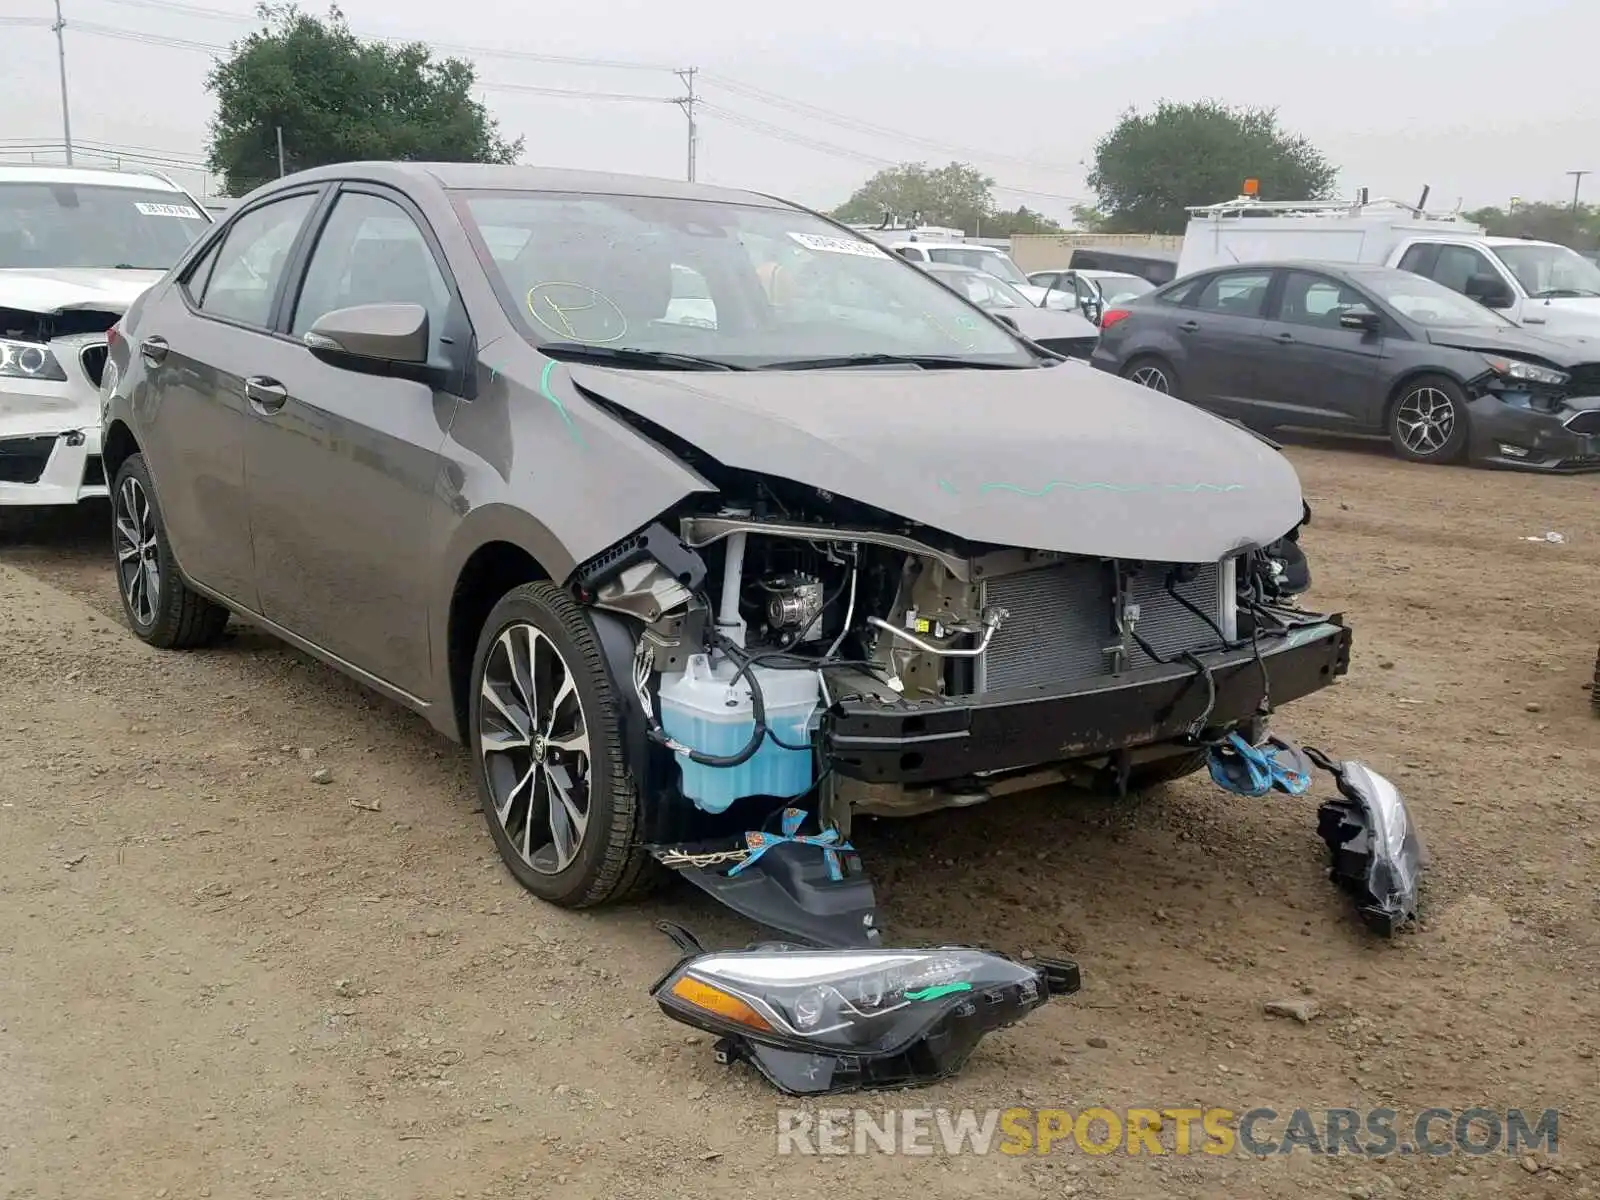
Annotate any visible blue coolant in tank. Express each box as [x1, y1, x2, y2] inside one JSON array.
[[657, 653, 821, 814]]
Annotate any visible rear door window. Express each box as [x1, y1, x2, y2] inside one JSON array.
[[1190, 270, 1273, 317]]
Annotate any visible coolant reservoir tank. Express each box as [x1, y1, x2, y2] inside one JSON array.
[[658, 653, 820, 814]]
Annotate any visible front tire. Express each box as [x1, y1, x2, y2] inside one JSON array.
[[111, 453, 230, 649], [468, 581, 653, 907], [1388, 374, 1469, 464], [1122, 355, 1181, 398]]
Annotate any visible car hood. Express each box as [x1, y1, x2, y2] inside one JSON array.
[[568, 362, 1303, 563], [1423, 325, 1600, 366], [1003, 304, 1101, 342], [0, 267, 166, 316]]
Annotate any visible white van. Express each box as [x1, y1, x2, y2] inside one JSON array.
[[1178, 196, 1600, 339]]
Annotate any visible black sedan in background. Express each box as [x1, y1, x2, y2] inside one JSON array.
[[1091, 261, 1600, 471]]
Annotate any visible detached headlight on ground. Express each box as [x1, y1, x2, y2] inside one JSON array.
[[1482, 355, 1569, 388], [1315, 758, 1426, 935], [650, 944, 1081, 1095], [0, 338, 68, 382]]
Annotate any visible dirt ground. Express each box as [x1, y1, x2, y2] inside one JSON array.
[[1, 436, 1596, 1200]]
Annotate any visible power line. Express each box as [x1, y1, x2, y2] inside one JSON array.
[[699, 104, 1085, 205], [85, 0, 679, 70], [35, 5, 1086, 202], [79, 0, 1084, 178], [700, 73, 1079, 175]]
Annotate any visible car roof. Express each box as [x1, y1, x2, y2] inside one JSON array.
[[923, 262, 985, 275], [0, 164, 188, 191], [892, 240, 990, 251], [1180, 259, 1403, 278], [275, 161, 791, 209]]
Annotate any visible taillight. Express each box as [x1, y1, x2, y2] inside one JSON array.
[[106, 324, 122, 351], [1099, 308, 1132, 331]]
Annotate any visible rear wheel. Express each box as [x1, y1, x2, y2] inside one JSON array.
[[111, 453, 230, 649], [468, 582, 655, 907], [1388, 374, 1469, 464], [1122, 355, 1180, 398]]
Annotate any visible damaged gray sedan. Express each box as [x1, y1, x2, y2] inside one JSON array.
[[101, 163, 1352, 942]]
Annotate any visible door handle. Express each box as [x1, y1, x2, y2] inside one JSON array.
[[1178, 320, 1200, 333], [244, 376, 288, 414], [140, 336, 168, 366], [1274, 331, 1295, 343]]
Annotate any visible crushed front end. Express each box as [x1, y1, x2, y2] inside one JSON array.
[[577, 477, 1350, 945], [0, 305, 118, 510]]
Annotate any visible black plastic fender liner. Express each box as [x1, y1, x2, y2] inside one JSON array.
[[587, 608, 681, 845]]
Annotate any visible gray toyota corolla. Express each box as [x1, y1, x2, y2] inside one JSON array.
[[100, 162, 1350, 928]]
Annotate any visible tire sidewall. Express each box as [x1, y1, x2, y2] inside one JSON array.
[[110, 453, 173, 642], [1389, 375, 1470, 464], [467, 582, 633, 906]]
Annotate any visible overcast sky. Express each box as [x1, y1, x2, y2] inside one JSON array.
[[3, 0, 1595, 219]]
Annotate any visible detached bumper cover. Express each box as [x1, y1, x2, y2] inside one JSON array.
[[1467, 393, 1600, 472], [824, 619, 1352, 785]]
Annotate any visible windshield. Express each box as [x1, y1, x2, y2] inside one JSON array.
[[1492, 243, 1600, 298], [1093, 273, 1155, 305], [924, 246, 1030, 286], [459, 192, 1035, 369], [0, 182, 210, 270], [1362, 270, 1518, 329]]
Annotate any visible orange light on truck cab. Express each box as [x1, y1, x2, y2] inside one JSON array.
[[669, 975, 775, 1032], [1242, 179, 1259, 196]]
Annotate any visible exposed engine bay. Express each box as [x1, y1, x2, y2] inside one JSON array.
[[577, 471, 1337, 841]]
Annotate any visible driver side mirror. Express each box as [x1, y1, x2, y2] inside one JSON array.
[[303, 302, 438, 382], [1464, 274, 1515, 309], [1082, 298, 1103, 325], [1338, 306, 1382, 332]]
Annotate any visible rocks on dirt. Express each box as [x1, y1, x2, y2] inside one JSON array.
[[310, 766, 334, 784], [1264, 998, 1321, 1024], [1086, 1036, 1109, 1049]]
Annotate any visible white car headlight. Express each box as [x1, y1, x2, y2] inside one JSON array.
[[0, 338, 68, 382], [1317, 759, 1425, 934]]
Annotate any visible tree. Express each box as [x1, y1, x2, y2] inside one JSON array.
[[206, 4, 522, 197], [1463, 201, 1600, 250], [1086, 100, 1337, 235], [983, 205, 1063, 237], [831, 162, 997, 234]]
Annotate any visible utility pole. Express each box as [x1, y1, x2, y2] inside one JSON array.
[[276, 126, 286, 177], [673, 67, 698, 183], [52, 0, 73, 165], [1568, 170, 1590, 213]]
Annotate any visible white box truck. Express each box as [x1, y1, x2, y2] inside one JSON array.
[[1177, 195, 1600, 339]]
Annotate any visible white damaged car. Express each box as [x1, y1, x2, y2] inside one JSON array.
[[1, 165, 211, 526]]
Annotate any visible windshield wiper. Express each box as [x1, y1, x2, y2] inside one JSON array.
[[539, 343, 744, 371], [758, 352, 1030, 371], [1530, 288, 1600, 299]]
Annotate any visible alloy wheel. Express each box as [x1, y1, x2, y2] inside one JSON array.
[[1129, 364, 1170, 393], [1395, 387, 1456, 457], [114, 475, 160, 626], [477, 622, 592, 875]]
